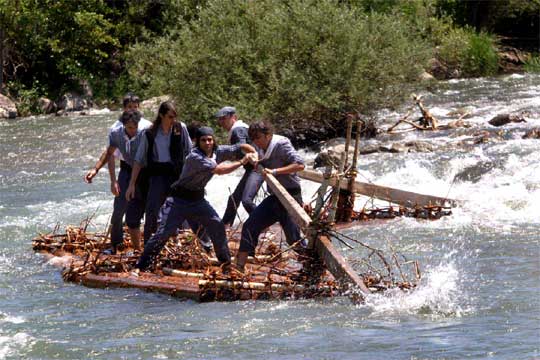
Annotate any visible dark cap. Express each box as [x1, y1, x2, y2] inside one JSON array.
[[196, 126, 214, 138], [214, 106, 236, 118]]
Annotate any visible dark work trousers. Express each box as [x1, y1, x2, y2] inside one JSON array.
[[136, 196, 231, 270], [110, 166, 145, 248], [239, 190, 305, 256], [144, 174, 175, 241], [143, 174, 212, 247], [222, 170, 264, 226]]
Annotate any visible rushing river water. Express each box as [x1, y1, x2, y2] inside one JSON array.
[[0, 74, 539, 359]]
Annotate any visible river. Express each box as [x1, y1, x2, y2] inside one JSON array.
[[0, 74, 539, 359]]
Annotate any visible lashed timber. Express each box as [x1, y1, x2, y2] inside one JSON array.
[[82, 272, 201, 300], [299, 169, 458, 207], [315, 235, 368, 292], [259, 165, 370, 295]]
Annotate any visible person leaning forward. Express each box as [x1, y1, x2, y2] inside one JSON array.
[[215, 106, 263, 226], [235, 120, 307, 270], [134, 126, 257, 273]]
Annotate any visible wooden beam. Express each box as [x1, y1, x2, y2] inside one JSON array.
[[316, 235, 371, 293], [260, 165, 311, 228], [259, 165, 370, 295], [299, 169, 458, 207]]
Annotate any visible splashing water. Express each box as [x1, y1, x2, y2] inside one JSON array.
[[364, 261, 469, 318]]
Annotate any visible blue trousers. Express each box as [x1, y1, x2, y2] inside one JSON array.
[[110, 167, 145, 248], [222, 170, 264, 225], [144, 174, 176, 241], [136, 196, 231, 270], [239, 191, 304, 255], [143, 174, 211, 248]]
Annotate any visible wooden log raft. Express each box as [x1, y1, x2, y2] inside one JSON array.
[[34, 226, 340, 302]]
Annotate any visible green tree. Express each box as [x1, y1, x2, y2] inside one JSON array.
[[127, 0, 432, 132]]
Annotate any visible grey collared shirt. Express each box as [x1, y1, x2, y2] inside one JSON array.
[[173, 145, 242, 191], [108, 126, 147, 167], [259, 137, 304, 190], [109, 118, 152, 161], [134, 122, 192, 167], [152, 127, 172, 163]]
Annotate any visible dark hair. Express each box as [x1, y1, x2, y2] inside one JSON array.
[[248, 120, 274, 140], [151, 101, 177, 137], [122, 93, 141, 108], [187, 121, 202, 140], [120, 110, 141, 126]]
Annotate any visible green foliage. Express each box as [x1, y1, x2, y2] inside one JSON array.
[[435, 0, 539, 51], [524, 55, 540, 73], [436, 26, 498, 77], [0, 0, 204, 102], [7, 81, 45, 116], [1, 0, 528, 118], [127, 0, 432, 130], [436, 27, 470, 73], [463, 32, 498, 77]]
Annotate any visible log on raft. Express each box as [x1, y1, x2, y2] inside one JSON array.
[[260, 166, 372, 295], [298, 169, 458, 208]]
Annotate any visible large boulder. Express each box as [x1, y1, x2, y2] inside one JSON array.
[[38, 97, 57, 114], [313, 138, 437, 168], [498, 46, 528, 73], [0, 94, 18, 118], [419, 71, 435, 82], [57, 92, 90, 112], [313, 138, 357, 169], [140, 95, 173, 114]]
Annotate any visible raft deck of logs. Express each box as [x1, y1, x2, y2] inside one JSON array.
[[33, 116, 456, 302]]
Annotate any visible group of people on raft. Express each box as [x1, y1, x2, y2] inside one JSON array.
[[85, 94, 306, 273]]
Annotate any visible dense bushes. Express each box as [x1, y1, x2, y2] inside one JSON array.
[[127, 0, 432, 130], [1, 0, 530, 122], [524, 55, 540, 73], [436, 27, 499, 77]]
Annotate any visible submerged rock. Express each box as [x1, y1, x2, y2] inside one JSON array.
[[488, 113, 526, 127], [453, 160, 503, 183], [313, 138, 437, 168], [522, 128, 540, 139]]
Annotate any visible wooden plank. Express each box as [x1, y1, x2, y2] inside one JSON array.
[[259, 165, 311, 228], [299, 169, 458, 207], [316, 235, 371, 294], [259, 166, 370, 295], [80, 272, 201, 300]]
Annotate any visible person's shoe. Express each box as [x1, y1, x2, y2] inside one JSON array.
[[202, 245, 213, 255], [130, 268, 140, 277]]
